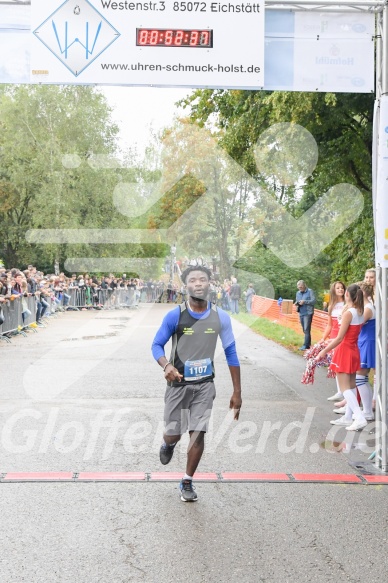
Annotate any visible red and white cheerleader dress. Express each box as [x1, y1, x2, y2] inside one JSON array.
[[329, 307, 363, 374], [329, 301, 344, 339]]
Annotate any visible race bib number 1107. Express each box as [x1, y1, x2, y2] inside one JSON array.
[[184, 358, 212, 381]]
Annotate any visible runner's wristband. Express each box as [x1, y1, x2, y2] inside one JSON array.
[[163, 362, 171, 372]]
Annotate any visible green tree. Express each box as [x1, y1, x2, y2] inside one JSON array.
[[0, 85, 120, 267], [0, 85, 167, 273], [146, 119, 265, 279], [179, 89, 375, 286]]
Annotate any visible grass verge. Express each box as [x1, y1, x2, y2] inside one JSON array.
[[232, 312, 305, 353]]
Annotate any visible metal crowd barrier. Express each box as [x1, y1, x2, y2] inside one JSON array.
[[97, 289, 113, 308], [1, 284, 171, 342], [22, 296, 38, 327], [0, 295, 39, 342], [0, 292, 67, 342], [139, 285, 166, 303], [0, 297, 22, 338], [97, 288, 139, 309], [67, 287, 87, 310], [156, 289, 183, 304]]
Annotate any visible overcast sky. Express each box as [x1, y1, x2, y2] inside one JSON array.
[[100, 86, 193, 154]]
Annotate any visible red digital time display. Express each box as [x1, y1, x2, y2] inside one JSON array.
[[136, 29, 213, 48]]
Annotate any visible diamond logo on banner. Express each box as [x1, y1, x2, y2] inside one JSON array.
[[33, 0, 120, 77]]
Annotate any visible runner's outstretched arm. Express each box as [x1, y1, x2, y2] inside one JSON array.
[[228, 365, 242, 420]]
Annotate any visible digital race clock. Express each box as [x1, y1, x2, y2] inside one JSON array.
[[136, 29, 213, 48]]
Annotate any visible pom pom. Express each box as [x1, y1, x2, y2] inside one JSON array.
[[301, 358, 316, 385], [301, 341, 334, 385]]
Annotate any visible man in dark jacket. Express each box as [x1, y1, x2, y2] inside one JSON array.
[[295, 280, 316, 350], [229, 277, 241, 315]]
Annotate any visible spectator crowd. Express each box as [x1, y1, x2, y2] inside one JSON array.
[[0, 264, 169, 335], [0, 257, 257, 340]]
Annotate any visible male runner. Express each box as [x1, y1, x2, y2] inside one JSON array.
[[151, 265, 242, 502]]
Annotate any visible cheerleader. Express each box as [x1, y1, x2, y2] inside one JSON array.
[[315, 284, 366, 431], [321, 281, 346, 402], [364, 268, 376, 289], [355, 282, 375, 420], [363, 268, 377, 408]]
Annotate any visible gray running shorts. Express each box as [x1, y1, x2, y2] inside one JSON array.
[[164, 381, 216, 436]]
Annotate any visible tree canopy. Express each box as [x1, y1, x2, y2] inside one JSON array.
[[0, 85, 375, 298], [0, 85, 166, 274], [173, 89, 375, 294]]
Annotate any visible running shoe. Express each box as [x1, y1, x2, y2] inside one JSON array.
[[352, 413, 374, 421], [327, 392, 343, 401], [330, 417, 352, 426], [179, 479, 198, 502], [346, 419, 368, 431], [333, 406, 346, 414], [334, 399, 347, 408], [159, 442, 176, 465]]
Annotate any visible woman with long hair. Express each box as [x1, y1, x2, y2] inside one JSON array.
[[316, 284, 366, 431], [321, 281, 346, 402], [364, 268, 376, 290]]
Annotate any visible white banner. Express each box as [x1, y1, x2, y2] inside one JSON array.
[[375, 95, 388, 267], [292, 12, 374, 93], [0, 4, 375, 91], [30, 0, 265, 88]]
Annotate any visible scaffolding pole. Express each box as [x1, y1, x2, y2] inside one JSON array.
[[373, 2, 388, 472]]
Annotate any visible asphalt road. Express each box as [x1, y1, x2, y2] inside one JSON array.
[[1, 304, 386, 582]]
